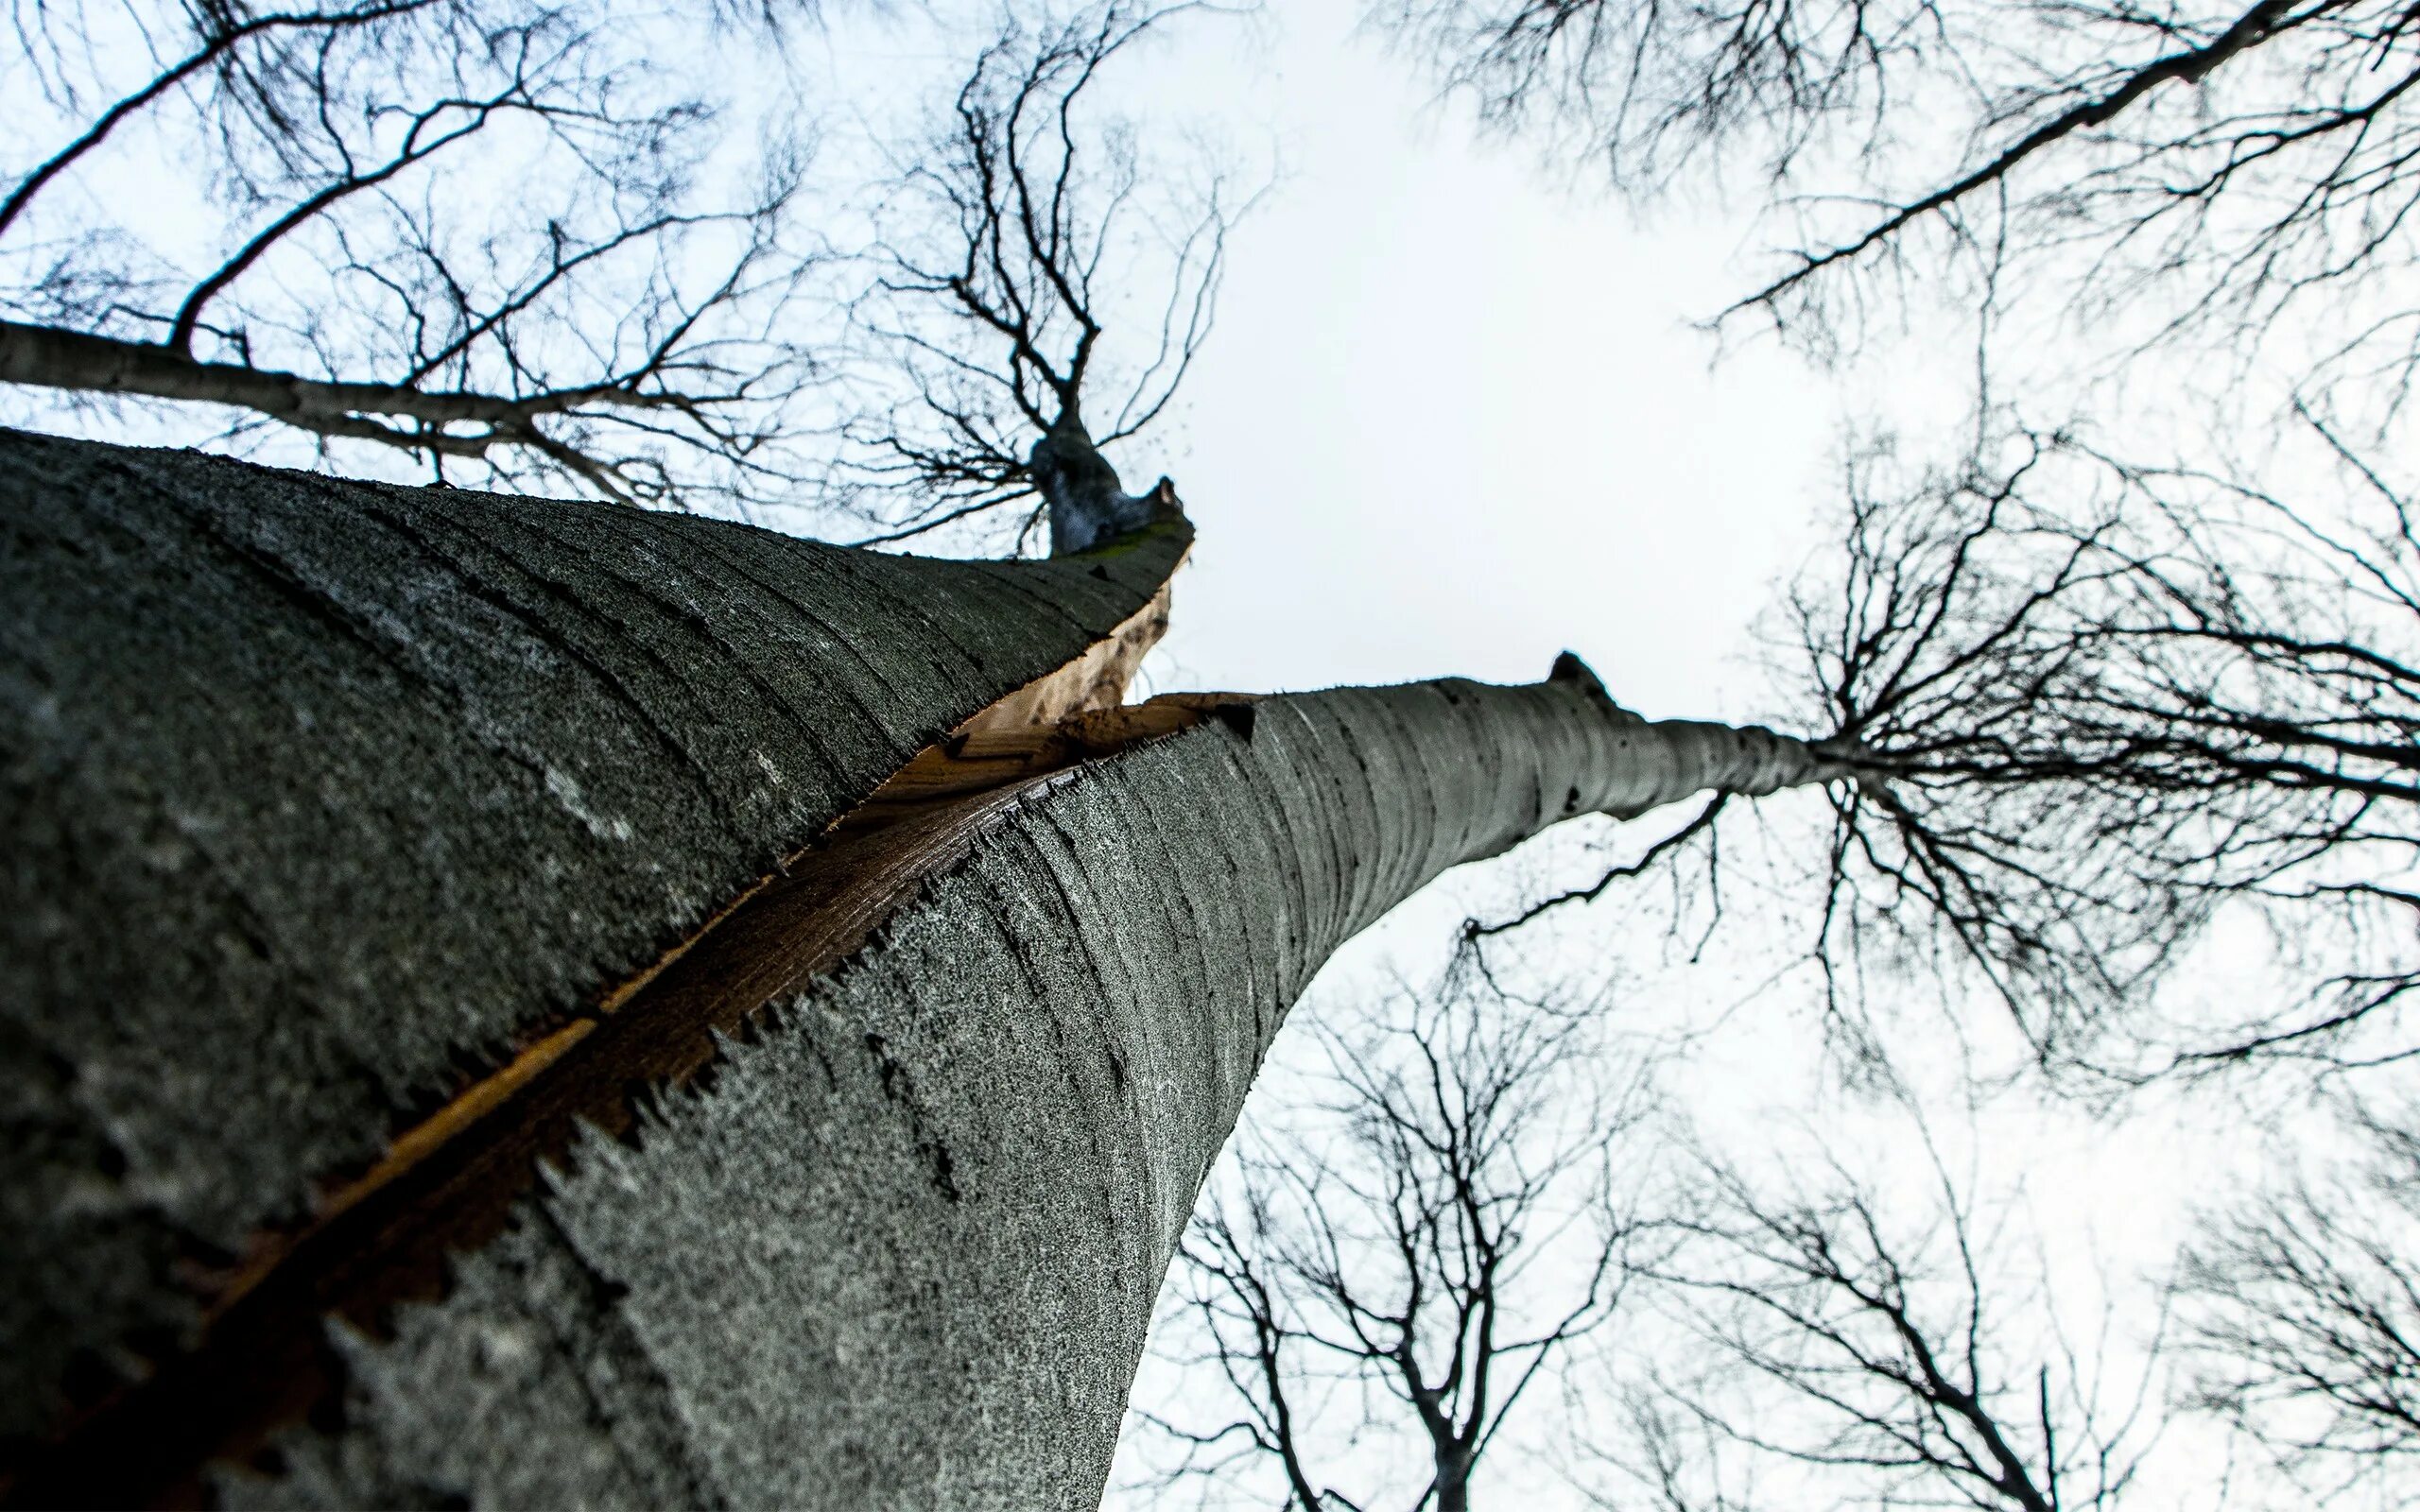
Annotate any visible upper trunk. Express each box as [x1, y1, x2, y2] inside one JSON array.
[[190, 679, 1838, 1512], [1438, 1460, 1473, 1512], [1031, 410, 1176, 556], [0, 432, 1847, 1507]]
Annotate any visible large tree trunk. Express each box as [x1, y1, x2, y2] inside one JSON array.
[[0, 430, 1842, 1508]]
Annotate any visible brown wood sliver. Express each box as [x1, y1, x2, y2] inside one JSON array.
[[1, 687, 1253, 1509]]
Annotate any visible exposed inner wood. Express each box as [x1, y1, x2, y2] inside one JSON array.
[[961, 575, 1174, 733], [3, 631, 1252, 1507]]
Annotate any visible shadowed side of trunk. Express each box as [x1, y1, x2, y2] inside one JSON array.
[[0, 428, 1187, 1458], [218, 676, 1843, 1510]]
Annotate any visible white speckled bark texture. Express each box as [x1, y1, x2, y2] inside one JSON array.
[[0, 429, 1185, 1454], [229, 683, 1838, 1510]]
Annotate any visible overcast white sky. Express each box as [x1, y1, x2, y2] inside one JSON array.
[[1031, 8, 2266, 1509], [1105, 16, 1845, 712]]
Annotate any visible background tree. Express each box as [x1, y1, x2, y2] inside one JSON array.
[[2174, 1100, 2420, 1501], [0, 0, 1240, 532], [1120, 962, 2189, 1512], [1468, 419, 2420, 1086], [838, 0, 1245, 552], [0, 0, 832, 507], [1382, 0, 2420, 410], [1616, 1118, 2166, 1512], [1132, 971, 1669, 1511]]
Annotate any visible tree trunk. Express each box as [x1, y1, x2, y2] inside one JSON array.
[[1439, 1463, 1473, 1512], [0, 430, 1843, 1508]]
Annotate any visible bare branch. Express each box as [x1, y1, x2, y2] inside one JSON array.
[[2175, 1102, 2420, 1495], [1642, 1115, 2161, 1510], [842, 1, 1251, 553], [1385, 0, 2420, 395], [2, 0, 828, 511]]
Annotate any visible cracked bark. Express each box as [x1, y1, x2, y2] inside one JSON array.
[[0, 427, 1848, 1508]]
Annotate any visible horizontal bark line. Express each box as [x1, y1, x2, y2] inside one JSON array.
[[1594, 717, 1866, 817]]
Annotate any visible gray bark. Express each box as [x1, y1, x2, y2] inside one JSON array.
[[0, 427, 1184, 1462], [1440, 1459, 1473, 1512], [0, 428, 1843, 1507], [222, 678, 1835, 1511]]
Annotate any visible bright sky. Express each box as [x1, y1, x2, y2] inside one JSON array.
[[1062, 8, 2260, 1509], [1118, 16, 1843, 712]]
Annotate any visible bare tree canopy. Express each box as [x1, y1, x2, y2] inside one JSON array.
[[0, 0, 1243, 535], [0, 0, 838, 506], [1131, 972, 1668, 1510], [1783, 419, 2420, 1080], [1383, 0, 2420, 393], [2176, 1102, 2420, 1499], [838, 0, 1246, 552], [1467, 414, 2420, 1085], [1623, 1119, 2164, 1512]]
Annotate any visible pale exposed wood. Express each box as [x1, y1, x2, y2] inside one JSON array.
[[843, 688, 1255, 820], [959, 567, 1181, 734]]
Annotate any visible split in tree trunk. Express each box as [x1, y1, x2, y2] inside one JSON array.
[[0, 429, 1855, 1507]]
